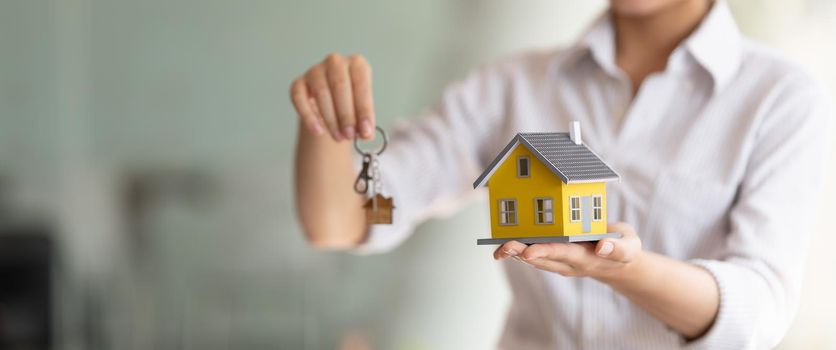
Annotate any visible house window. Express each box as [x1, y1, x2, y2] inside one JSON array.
[[498, 199, 517, 225], [593, 195, 603, 221], [517, 156, 530, 178], [534, 198, 553, 224], [569, 196, 581, 222]]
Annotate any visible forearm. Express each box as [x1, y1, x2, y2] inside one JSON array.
[[601, 251, 719, 339], [294, 126, 367, 249]]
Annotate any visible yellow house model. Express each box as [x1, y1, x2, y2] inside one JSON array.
[[474, 122, 620, 245]]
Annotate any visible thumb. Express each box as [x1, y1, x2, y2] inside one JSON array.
[[595, 224, 641, 262]]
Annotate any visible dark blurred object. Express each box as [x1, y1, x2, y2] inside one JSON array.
[[0, 227, 53, 350], [121, 169, 212, 258]]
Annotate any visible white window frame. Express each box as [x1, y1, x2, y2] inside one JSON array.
[[569, 196, 581, 222], [592, 195, 603, 221], [534, 197, 554, 224], [498, 199, 518, 226], [517, 156, 530, 178]]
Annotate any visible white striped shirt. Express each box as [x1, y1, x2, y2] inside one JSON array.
[[355, 1, 832, 348]]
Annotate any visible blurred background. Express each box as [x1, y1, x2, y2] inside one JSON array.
[[1, 0, 835, 349]]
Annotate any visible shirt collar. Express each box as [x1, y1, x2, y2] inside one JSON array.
[[684, 0, 742, 91], [551, 0, 742, 92]]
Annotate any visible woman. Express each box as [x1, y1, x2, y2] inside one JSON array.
[[291, 0, 831, 348]]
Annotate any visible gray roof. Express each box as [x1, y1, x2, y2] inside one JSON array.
[[473, 132, 620, 188]]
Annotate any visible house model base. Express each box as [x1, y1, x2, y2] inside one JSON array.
[[476, 233, 620, 245]]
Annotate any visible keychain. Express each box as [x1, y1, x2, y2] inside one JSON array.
[[354, 127, 395, 224]]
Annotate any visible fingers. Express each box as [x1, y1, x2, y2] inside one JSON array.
[[289, 79, 324, 135], [325, 53, 356, 139], [594, 237, 640, 262], [494, 241, 578, 276], [597, 223, 642, 262], [492, 224, 644, 280], [494, 240, 528, 260], [348, 55, 375, 139], [290, 53, 376, 142], [306, 65, 342, 141], [595, 239, 616, 258]]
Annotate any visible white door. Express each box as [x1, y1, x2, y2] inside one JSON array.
[[581, 196, 592, 233]]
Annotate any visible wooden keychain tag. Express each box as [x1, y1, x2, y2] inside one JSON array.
[[353, 127, 395, 224]]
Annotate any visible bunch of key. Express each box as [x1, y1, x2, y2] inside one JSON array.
[[353, 127, 394, 224]]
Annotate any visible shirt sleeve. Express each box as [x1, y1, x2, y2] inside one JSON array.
[[685, 75, 833, 349], [351, 59, 514, 254]]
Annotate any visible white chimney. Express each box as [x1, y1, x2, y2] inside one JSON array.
[[570, 121, 582, 145]]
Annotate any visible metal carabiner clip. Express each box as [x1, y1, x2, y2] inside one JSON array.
[[354, 154, 372, 194], [353, 127, 388, 194]]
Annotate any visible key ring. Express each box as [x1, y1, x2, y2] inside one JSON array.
[[354, 126, 388, 156]]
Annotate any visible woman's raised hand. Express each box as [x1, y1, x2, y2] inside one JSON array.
[[290, 53, 376, 141]]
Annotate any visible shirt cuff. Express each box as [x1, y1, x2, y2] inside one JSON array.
[[683, 259, 759, 350]]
